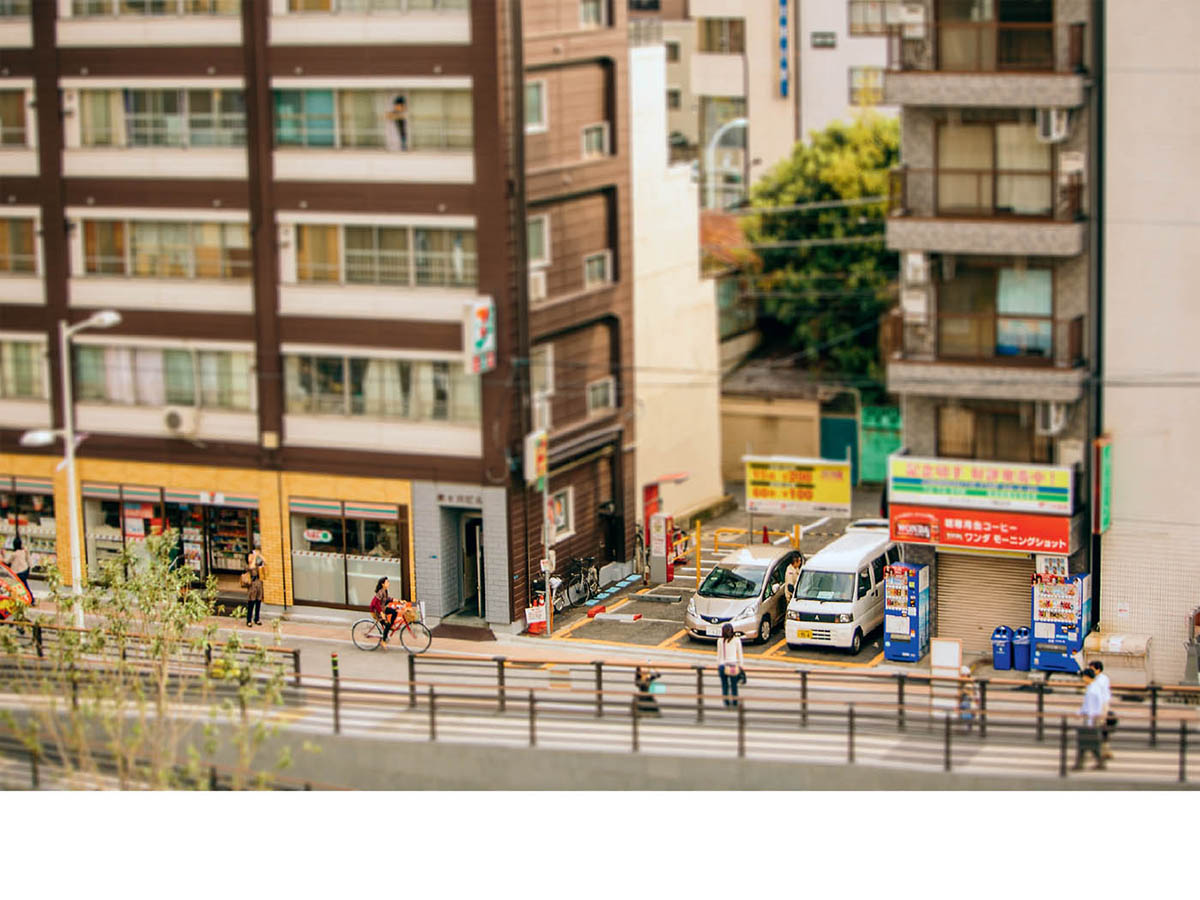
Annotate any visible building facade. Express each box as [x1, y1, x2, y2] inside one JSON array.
[[0, 0, 635, 632], [881, 0, 1101, 655]]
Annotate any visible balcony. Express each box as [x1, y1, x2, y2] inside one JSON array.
[[888, 166, 1086, 256], [884, 20, 1088, 109], [270, 0, 471, 46]]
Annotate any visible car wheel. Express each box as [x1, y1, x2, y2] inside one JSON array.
[[758, 616, 771, 644], [849, 629, 863, 655]]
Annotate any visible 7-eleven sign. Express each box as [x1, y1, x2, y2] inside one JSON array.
[[463, 296, 497, 375]]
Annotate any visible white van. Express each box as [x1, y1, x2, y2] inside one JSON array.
[[784, 527, 901, 654]]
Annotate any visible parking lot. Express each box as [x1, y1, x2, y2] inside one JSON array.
[[548, 486, 887, 668]]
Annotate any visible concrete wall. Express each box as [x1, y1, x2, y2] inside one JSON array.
[[630, 45, 725, 521], [720, 396, 820, 482], [1099, 0, 1200, 683]]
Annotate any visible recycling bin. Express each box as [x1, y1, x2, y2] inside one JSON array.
[[1012, 626, 1032, 671], [991, 625, 1014, 671]]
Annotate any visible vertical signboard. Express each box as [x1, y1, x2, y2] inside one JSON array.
[[463, 296, 496, 375], [1093, 436, 1112, 535], [778, 0, 790, 98]]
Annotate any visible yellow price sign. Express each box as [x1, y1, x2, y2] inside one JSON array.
[[742, 455, 852, 516]]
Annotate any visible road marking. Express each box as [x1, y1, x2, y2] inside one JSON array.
[[656, 628, 688, 649], [550, 598, 630, 640]]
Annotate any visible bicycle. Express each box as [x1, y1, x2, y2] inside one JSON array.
[[351, 602, 431, 654], [561, 556, 600, 608]]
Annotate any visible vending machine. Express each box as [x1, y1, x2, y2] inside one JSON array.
[[1031, 573, 1092, 673], [883, 563, 930, 662]]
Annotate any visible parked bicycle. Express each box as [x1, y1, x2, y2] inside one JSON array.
[[352, 601, 431, 654], [559, 556, 600, 608]]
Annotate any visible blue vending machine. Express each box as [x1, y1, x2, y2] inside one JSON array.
[[883, 563, 930, 662], [1030, 573, 1092, 673]]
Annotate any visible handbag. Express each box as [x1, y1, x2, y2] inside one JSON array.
[[239, 571, 251, 588], [737, 669, 748, 686]]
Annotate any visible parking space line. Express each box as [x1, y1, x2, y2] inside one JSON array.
[[550, 598, 629, 640], [656, 628, 687, 649]]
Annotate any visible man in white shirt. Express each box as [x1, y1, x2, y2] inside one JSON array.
[[1090, 660, 1114, 760], [1072, 668, 1106, 771]]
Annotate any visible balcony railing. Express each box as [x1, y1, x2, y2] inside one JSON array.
[[931, 313, 1084, 367], [889, 166, 1083, 222], [886, 20, 1086, 74]]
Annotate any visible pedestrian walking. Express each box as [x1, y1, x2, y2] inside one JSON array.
[[716, 623, 745, 708], [4, 537, 33, 606], [1089, 660, 1115, 761], [634, 666, 662, 717], [1072, 668, 1106, 771], [242, 543, 266, 627]]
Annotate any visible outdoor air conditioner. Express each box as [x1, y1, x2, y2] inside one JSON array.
[[529, 269, 547, 302], [1034, 401, 1068, 437], [1036, 108, 1070, 143], [163, 406, 198, 437]]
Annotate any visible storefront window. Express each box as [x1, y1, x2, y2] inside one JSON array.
[[290, 499, 406, 607], [1, 477, 57, 576]]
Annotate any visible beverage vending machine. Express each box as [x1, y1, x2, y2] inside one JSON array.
[[883, 563, 930, 662], [1031, 572, 1092, 673]]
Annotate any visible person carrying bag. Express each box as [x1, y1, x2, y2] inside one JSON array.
[[716, 624, 745, 708], [243, 545, 266, 627]]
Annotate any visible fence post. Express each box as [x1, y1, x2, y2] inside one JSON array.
[[896, 673, 905, 731], [408, 653, 417, 709], [800, 670, 809, 727], [33, 622, 43, 658], [593, 661, 603, 718], [1059, 717, 1068, 777], [209, 766, 218, 791], [943, 714, 952, 772], [494, 655, 507, 713], [428, 686, 436, 742], [1149, 684, 1159, 747], [978, 679, 988, 738], [29, 747, 38, 789], [847, 703, 855, 763], [694, 665, 705, 723], [529, 689, 536, 748], [330, 652, 340, 735], [291, 649, 301, 688], [737, 700, 746, 759], [1035, 681, 1045, 742], [1180, 721, 1188, 784], [631, 695, 640, 752]]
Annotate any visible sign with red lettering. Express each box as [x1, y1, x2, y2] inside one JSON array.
[[889, 504, 1072, 554]]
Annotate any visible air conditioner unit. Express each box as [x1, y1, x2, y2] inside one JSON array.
[[163, 406, 198, 437], [529, 269, 547, 302], [1034, 401, 1068, 437], [532, 390, 552, 432], [1036, 108, 1070, 143], [904, 251, 928, 285]]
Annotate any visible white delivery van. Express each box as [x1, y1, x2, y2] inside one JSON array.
[[784, 526, 901, 654]]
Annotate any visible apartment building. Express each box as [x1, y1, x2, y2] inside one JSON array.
[[881, 0, 1101, 655], [0, 0, 635, 633]]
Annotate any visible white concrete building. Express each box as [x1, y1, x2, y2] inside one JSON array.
[[1098, 0, 1200, 683], [802, 0, 895, 141], [629, 38, 724, 526]]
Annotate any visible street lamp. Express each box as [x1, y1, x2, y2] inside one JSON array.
[[704, 116, 747, 209], [20, 310, 122, 628]]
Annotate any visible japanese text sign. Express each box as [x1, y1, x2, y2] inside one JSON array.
[[887, 455, 1072, 515], [743, 455, 851, 516], [889, 504, 1072, 554]]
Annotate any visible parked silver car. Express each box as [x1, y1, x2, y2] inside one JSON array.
[[684, 544, 800, 644]]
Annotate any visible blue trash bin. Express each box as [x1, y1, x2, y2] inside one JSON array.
[[991, 625, 1014, 671], [1012, 626, 1032, 671]]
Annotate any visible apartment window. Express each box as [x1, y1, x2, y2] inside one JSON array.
[[0, 90, 27, 146], [527, 215, 550, 268], [72, 1, 242, 14], [274, 90, 335, 147], [273, 89, 471, 151], [665, 40, 680, 63], [0, 340, 45, 400], [580, 0, 605, 28], [287, 0, 468, 10], [937, 402, 1052, 464], [581, 122, 609, 159], [698, 18, 745, 54], [848, 0, 888, 36], [530, 344, 554, 398], [938, 262, 1053, 360], [549, 487, 574, 543], [666, 89, 681, 110], [82, 220, 251, 280], [937, 121, 1052, 217], [583, 250, 611, 288], [283, 355, 481, 424], [525, 81, 547, 134], [296, 224, 477, 288], [0, 219, 36, 274], [79, 89, 246, 148], [0, 1, 30, 16], [73, 346, 255, 410], [586, 376, 615, 416], [811, 31, 836, 48], [937, 0, 1054, 72], [849, 67, 884, 106]]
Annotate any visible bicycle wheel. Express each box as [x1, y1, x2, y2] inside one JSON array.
[[399, 621, 432, 654], [352, 618, 383, 651]]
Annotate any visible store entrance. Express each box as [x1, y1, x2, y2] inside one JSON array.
[[166, 502, 259, 595], [462, 515, 484, 618]]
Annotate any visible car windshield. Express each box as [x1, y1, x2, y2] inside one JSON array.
[[796, 570, 854, 602], [699, 564, 767, 599]]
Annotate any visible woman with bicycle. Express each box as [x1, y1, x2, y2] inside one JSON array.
[[370, 576, 397, 646]]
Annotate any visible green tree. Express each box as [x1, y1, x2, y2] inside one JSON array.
[[0, 531, 296, 789], [743, 114, 899, 399]]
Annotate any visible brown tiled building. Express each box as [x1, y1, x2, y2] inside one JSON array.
[[0, 0, 634, 632]]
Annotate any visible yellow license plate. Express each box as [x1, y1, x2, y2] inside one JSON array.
[[794, 629, 812, 640]]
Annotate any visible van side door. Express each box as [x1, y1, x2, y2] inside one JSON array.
[[855, 568, 872, 629], [870, 553, 888, 630]]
